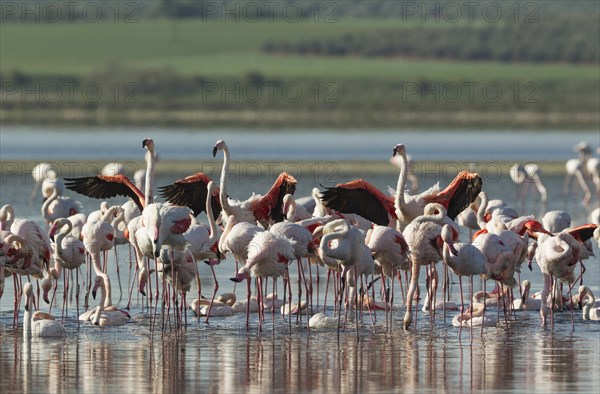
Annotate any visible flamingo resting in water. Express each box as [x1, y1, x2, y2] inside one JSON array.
[[23, 282, 66, 338]]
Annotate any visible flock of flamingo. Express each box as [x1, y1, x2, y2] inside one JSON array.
[[1, 138, 599, 341]]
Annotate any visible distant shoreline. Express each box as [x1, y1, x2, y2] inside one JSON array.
[[1, 108, 598, 130], [0, 159, 572, 177]]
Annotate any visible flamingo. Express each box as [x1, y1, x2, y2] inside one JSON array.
[[512, 280, 542, 311], [574, 142, 600, 199], [80, 275, 130, 326], [159, 172, 221, 218], [156, 245, 196, 325], [64, 138, 159, 214], [318, 219, 374, 336], [578, 286, 600, 320], [390, 151, 419, 193], [82, 205, 122, 307], [212, 139, 298, 226], [269, 195, 316, 316], [0, 205, 51, 271], [510, 163, 547, 210], [101, 162, 125, 177], [365, 224, 409, 325], [191, 299, 234, 317], [29, 162, 56, 206], [219, 216, 264, 265], [231, 230, 296, 330], [320, 144, 482, 229], [563, 158, 591, 205], [441, 223, 487, 318], [402, 203, 446, 330], [65, 138, 191, 304], [281, 193, 312, 222], [526, 222, 594, 327], [183, 181, 222, 321], [23, 282, 65, 338], [472, 230, 517, 288], [452, 303, 498, 328], [41, 183, 83, 224], [308, 312, 338, 330], [542, 211, 572, 233], [456, 202, 480, 235], [48, 218, 86, 317]]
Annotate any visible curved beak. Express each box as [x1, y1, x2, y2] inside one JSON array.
[[230, 272, 246, 283], [212, 146, 218, 157]]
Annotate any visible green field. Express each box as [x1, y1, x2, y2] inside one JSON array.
[[2, 19, 597, 81], [1, 19, 598, 129]]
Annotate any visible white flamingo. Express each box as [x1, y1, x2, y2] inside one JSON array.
[[231, 230, 296, 330], [578, 286, 600, 320], [441, 223, 487, 317], [79, 275, 130, 326], [402, 203, 446, 330], [41, 185, 83, 224], [49, 218, 86, 316], [29, 163, 56, 205], [212, 139, 297, 226], [542, 211, 571, 233], [320, 144, 482, 229], [23, 282, 65, 338]]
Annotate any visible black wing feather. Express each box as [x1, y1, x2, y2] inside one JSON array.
[[64, 176, 144, 211], [320, 185, 390, 226], [159, 179, 222, 218], [446, 175, 483, 220]]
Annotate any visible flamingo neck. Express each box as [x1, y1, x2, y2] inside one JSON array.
[[24, 296, 32, 337], [476, 192, 488, 229], [394, 152, 408, 225], [101, 206, 119, 223], [218, 215, 236, 253], [145, 150, 156, 205], [320, 221, 351, 262], [0, 204, 13, 230], [92, 278, 109, 324], [285, 198, 297, 222], [206, 190, 218, 243], [55, 220, 72, 258], [219, 144, 233, 215], [41, 189, 59, 221]]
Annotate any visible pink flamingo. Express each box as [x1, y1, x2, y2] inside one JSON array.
[[48, 217, 86, 319], [320, 144, 482, 229], [212, 139, 297, 226], [231, 231, 296, 331]]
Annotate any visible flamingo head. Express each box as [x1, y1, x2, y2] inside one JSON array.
[[213, 140, 226, 157], [142, 138, 154, 151], [524, 220, 552, 238], [48, 221, 60, 241], [230, 267, 249, 283], [392, 144, 406, 157], [92, 276, 103, 299], [23, 282, 33, 311], [441, 224, 458, 256]]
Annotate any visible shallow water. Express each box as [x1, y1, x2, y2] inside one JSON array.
[[1, 129, 600, 393], [0, 126, 598, 161]]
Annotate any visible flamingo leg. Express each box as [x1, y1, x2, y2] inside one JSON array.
[[404, 257, 420, 330], [204, 264, 219, 325]]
